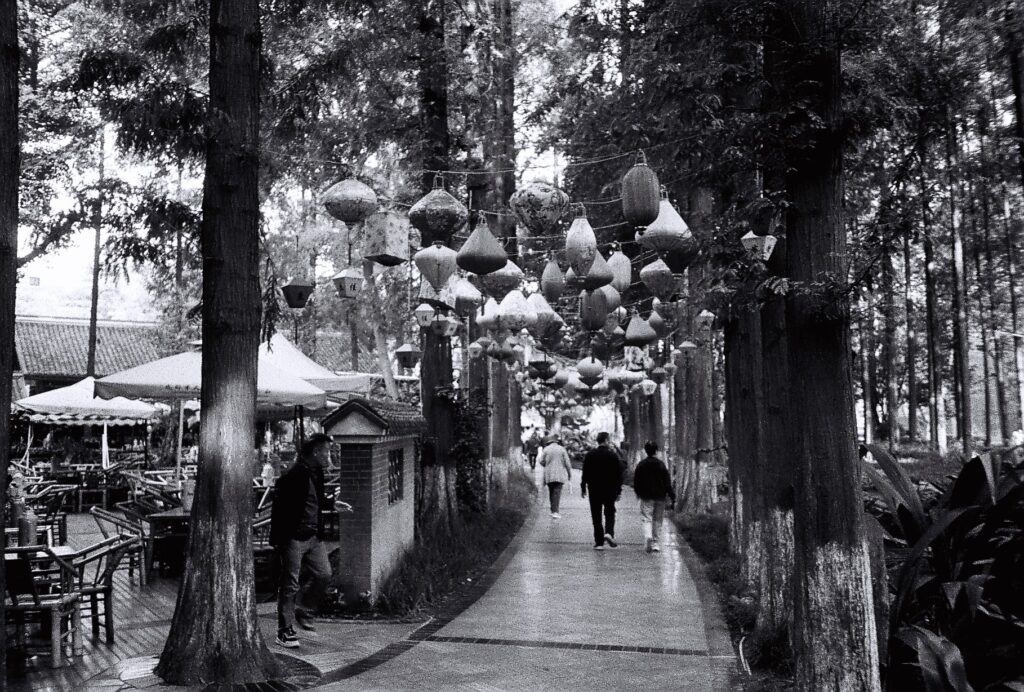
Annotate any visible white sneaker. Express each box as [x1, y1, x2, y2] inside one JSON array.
[[551, 512, 560, 519], [651, 542, 661, 552], [593, 544, 605, 551]]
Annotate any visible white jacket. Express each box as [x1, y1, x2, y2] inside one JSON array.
[[540, 443, 573, 484]]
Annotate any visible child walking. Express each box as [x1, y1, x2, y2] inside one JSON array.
[[632, 441, 675, 552]]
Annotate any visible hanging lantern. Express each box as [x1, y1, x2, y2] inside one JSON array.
[[664, 362, 678, 375], [457, 224, 508, 275], [650, 366, 667, 384], [564, 266, 583, 292], [362, 211, 411, 266], [408, 175, 469, 245], [395, 343, 422, 369], [332, 267, 364, 299], [322, 178, 378, 225], [647, 310, 669, 337], [624, 309, 658, 346], [695, 309, 716, 330], [498, 338, 517, 362], [540, 258, 565, 303], [431, 314, 461, 337], [527, 293, 558, 334], [741, 230, 778, 262], [418, 279, 454, 312], [552, 369, 571, 388], [477, 335, 495, 351], [476, 298, 500, 332], [479, 260, 523, 301], [595, 284, 621, 311], [468, 340, 485, 359], [414, 302, 436, 328], [679, 340, 698, 354], [281, 279, 315, 309], [619, 368, 645, 386], [509, 182, 571, 235], [582, 251, 614, 290], [579, 289, 612, 332], [589, 335, 611, 361], [613, 325, 626, 340], [651, 297, 664, 315], [498, 290, 538, 332], [612, 305, 628, 324], [565, 205, 598, 275], [640, 258, 677, 300], [452, 277, 483, 316], [602, 315, 619, 337], [621, 151, 661, 227], [607, 247, 632, 293], [639, 378, 658, 396], [414, 241, 459, 291], [638, 189, 695, 264]]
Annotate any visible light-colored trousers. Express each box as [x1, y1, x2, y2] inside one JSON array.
[[640, 499, 666, 541]]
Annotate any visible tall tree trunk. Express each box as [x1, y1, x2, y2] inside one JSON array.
[[904, 234, 919, 442], [418, 0, 449, 192], [156, 0, 278, 683], [860, 291, 875, 444], [881, 254, 899, 448], [983, 199, 1010, 444], [364, 262, 400, 399], [87, 130, 105, 377], [945, 114, 972, 457], [0, 0, 20, 676], [1003, 196, 1024, 434], [972, 235, 994, 447], [920, 142, 942, 449], [776, 0, 881, 686]]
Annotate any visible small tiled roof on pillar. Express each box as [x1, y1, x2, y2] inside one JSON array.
[[322, 397, 426, 437]]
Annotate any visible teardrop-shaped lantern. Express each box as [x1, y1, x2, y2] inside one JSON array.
[[281, 279, 315, 309], [621, 151, 660, 227], [583, 251, 614, 290], [564, 266, 583, 292], [607, 247, 632, 293], [509, 182, 571, 235], [456, 224, 508, 275], [414, 241, 459, 291], [498, 290, 538, 332], [322, 178, 378, 225], [526, 293, 557, 334], [648, 310, 669, 337], [395, 343, 422, 369], [539, 258, 565, 303], [641, 190, 698, 270], [332, 267, 364, 299], [452, 277, 483, 316], [640, 258, 676, 300], [565, 205, 598, 276], [577, 356, 605, 387], [579, 289, 612, 332], [595, 284, 621, 311], [479, 260, 523, 301], [624, 309, 658, 346], [408, 176, 469, 245], [476, 298, 500, 332]]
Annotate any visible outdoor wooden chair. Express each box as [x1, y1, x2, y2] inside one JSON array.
[[71, 534, 139, 643], [77, 469, 108, 512], [90, 507, 151, 586], [252, 515, 277, 592], [30, 485, 75, 545], [4, 546, 84, 668]]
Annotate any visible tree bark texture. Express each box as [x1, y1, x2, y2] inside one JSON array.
[[903, 235, 919, 442], [421, 326, 455, 525], [944, 116, 972, 457], [920, 142, 943, 449], [881, 254, 899, 448], [155, 0, 279, 683], [776, 0, 881, 687], [87, 131, 104, 377], [417, 0, 449, 193], [1002, 197, 1024, 433], [0, 0, 19, 676]]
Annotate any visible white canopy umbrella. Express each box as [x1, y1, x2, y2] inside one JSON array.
[[258, 333, 372, 394], [15, 376, 159, 423]]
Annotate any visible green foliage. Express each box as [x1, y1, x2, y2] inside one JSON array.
[[452, 396, 490, 514]]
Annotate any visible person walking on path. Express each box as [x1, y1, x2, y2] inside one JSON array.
[[270, 433, 334, 649], [525, 429, 542, 470], [581, 432, 623, 550], [539, 434, 573, 518], [633, 441, 675, 553]]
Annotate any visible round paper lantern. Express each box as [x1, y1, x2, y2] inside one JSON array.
[[414, 241, 459, 291], [618, 368, 644, 386], [408, 177, 469, 245], [452, 277, 483, 316], [639, 190, 696, 262], [498, 290, 538, 332], [281, 279, 315, 309], [621, 151, 660, 227], [479, 260, 523, 301], [476, 298, 500, 331], [457, 224, 508, 275], [509, 182, 571, 235], [540, 258, 565, 303], [647, 310, 669, 337], [595, 284, 621, 311], [332, 267, 364, 299], [565, 205, 598, 275], [640, 258, 676, 300], [624, 309, 658, 346], [322, 178, 378, 224], [395, 343, 422, 369], [468, 340, 485, 358], [552, 369, 571, 388], [583, 251, 614, 290], [579, 289, 612, 332], [607, 248, 632, 293]]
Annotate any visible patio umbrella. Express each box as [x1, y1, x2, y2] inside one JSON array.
[[258, 333, 372, 394]]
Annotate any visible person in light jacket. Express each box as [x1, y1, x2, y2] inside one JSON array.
[[539, 434, 573, 519]]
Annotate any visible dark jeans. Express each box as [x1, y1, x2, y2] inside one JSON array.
[[547, 482, 563, 513], [277, 536, 331, 631], [588, 493, 617, 546]]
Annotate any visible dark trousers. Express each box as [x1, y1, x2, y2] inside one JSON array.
[[277, 536, 331, 630], [588, 494, 616, 546], [547, 482, 563, 513]]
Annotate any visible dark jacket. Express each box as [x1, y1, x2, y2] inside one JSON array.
[[633, 455, 675, 502], [581, 445, 623, 499], [270, 459, 328, 546]]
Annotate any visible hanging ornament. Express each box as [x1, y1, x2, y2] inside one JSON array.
[[395, 343, 422, 369], [479, 260, 523, 301], [498, 290, 538, 332], [322, 178, 378, 225], [647, 310, 669, 337], [408, 175, 469, 245], [624, 309, 658, 346], [332, 267, 364, 299], [413, 241, 459, 291], [581, 250, 614, 291], [509, 182, 571, 235], [579, 289, 612, 332], [281, 279, 315, 309], [452, 277, 483, 316], [621, 151, 661, 227], [456, 224, 508, 275], [565, 204, 598, 275], [476, 298, 500, 331], [640, 258, 676, 300], [540, 258, 565, 303], [526, 293, 558, 334], [607, 246, 632, 293], [431, 313, 460, 337], [595, 284, 621, 311], [477, 335, 495, 352], [362, 211, 411, 266], [695, 309, 716, 330]]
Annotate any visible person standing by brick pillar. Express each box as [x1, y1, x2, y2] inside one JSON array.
[[270, 433, 333, 648]]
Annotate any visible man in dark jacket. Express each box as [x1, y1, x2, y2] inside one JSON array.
[[633, 441, 675, 553], [581, 432, 623, 550], [271, 433, 333, 648]]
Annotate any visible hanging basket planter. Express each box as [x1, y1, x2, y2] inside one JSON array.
[[408, 176, 469, 246], [607, 247, 632, 293], [478, 260, 524, 301], [452, 276, 483, 316], [582, 251, 614, 291], [413, 241, 459, 291], [331, 267, 364, 299], [579, 289, 612, 332], [565, 205, 598, 276], [456, 224, 508, 275], [624, 309, 658, 346], [540, 258, 565, 303], [281, 279, 315, 309], [509, 182, 571, 235], [640, 258, 677, 300], [322, 178, 378, 225], [621, 151, 661, 228], [362, 211, 411, 266]]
